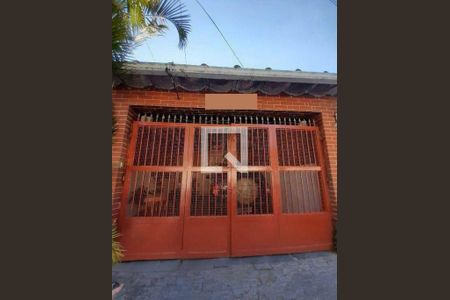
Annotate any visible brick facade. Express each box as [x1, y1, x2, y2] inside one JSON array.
[[112, 89, 337, 223]]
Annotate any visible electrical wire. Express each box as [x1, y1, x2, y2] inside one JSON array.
[[145, 41, 156, 61], [193, 0, 244, 67]]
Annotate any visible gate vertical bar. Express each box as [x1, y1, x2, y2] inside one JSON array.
[[268, 127, 282, 227], [312, 128, 332, 213], [180, 125, 194, 257], [119, 121, 140, 224]]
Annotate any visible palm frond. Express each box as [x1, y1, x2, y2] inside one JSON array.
[[112, 220, 124, 264], [127, 0, 149, 34], [112, 0, 134, 74], [112, 0, 191, 74], [145, 0, 191, 49]]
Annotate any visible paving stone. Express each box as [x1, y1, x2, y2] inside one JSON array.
[[212, 258, 232, 268], [113, 252, 336, 300], [178, 259, 215, 271], [113, 260, 181, 273], [258, 271, 277, 285], [254, 263, 273, 270], [153, 260, 182, 271], [292, 251, 331, 260]]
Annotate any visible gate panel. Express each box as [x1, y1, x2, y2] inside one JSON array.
[[181, 127, 231, 258], [230, 127, 280, 256], [119, 123, 188, 260], [276, 127, 333, 252], [231, 170, 280, 256]]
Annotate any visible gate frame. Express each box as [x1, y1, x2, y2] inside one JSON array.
[[119, 121, 332, 260]]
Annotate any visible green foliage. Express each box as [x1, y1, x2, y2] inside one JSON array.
[[144, 0, 191, 49], [112, 220, 124, 265], [112, 0, 134, 75], [112, 0, 191, 75]]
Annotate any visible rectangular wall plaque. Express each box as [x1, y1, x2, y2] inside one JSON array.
[[205, 94, 257, 110]]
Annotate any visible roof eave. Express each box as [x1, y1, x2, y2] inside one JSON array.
[[124, 62, 337, 85]]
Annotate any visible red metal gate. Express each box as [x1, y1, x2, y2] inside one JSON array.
[[119, 121, 332, 260]]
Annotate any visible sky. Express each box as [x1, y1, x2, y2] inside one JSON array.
[[132, 0, 337, 73]]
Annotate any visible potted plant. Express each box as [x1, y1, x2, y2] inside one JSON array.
[[112, 220, 124, 299]]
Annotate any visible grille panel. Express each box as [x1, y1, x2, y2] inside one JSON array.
[[236, 128, 270, 166], [280, 171, 323, 213], [127, 171, 182, 217], [190, 172, 228, 216], [192, 128, 228, 167], [133, 126, 185, 166], [236, 172, 273, 215], [276, 129, 318, 166]]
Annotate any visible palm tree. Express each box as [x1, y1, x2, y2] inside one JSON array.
[[112, 0, 191, 74], [112, 1, 133, 74]]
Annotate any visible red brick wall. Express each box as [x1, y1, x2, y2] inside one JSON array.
[[112, 89, 337, 222]]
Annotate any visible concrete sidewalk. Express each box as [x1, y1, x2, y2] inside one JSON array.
[[112, 251, 336, 300]]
